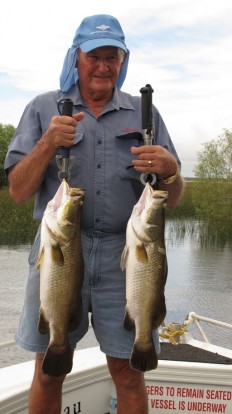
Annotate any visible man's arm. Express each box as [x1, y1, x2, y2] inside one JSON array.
[[8, 134, 56, 204], [8, 113, 84, 204]]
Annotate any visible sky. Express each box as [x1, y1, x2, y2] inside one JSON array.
[[1, 0, 232, 177]]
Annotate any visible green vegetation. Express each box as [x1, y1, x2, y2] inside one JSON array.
[[194, 129, 232, 180], [192, 129, 232, 245], [167, 179, 232, 246], [168, 129, 232, 245], [0, 123, 15, 187], [167, 180, 195, 218], [0, 188, 39, 245], [0, 122, 39, 244]]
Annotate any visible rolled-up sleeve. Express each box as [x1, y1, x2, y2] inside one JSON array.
[[4, 99, 42, 172]]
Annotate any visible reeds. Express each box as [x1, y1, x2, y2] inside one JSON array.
[[0, 188, 39, 245]]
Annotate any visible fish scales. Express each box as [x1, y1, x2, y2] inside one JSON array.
[[121, 182, 168, 372], [36, 180, 85, 377]]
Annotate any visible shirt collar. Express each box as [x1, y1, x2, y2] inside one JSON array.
[[109, 88, 135, 111], [58, 84, 135, 112], [58, 84, 83, 107]]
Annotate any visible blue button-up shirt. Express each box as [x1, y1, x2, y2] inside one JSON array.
[[5, 85, 181, 233]]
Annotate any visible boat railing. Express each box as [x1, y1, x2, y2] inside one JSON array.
[[184, 312, 232, 343]]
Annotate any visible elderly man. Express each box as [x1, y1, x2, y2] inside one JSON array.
[[5, 14, 184, 414]]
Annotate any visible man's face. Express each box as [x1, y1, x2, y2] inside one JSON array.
[[77, 46, 125, 99]]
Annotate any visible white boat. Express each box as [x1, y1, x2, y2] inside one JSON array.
[[1, 312, 232, 414]]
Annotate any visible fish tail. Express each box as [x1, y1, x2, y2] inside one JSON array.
[[42, 344, 73, 377], [130, 341, 158, 372]]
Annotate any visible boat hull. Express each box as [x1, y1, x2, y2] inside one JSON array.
[[1, 346, 232, 414]]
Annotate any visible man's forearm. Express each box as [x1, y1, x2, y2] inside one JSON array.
[[8, 134, 55, 204]]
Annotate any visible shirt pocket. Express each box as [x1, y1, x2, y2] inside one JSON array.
[[115, 130, 143, 181]]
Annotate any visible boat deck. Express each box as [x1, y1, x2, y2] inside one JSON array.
[[159, 342, 232, 364]]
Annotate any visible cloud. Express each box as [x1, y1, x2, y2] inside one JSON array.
[[0, 0, 232, 176]]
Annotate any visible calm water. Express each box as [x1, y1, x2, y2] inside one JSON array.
[[1, 221, 232, 368]]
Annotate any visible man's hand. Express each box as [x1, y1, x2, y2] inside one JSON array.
[[46, 112, 85, 149], [131, 145, 178, 179]]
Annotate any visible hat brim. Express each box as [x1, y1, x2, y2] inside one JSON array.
[[80, 38, 127, 53]]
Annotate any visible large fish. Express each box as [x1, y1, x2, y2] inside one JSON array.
[[121, 182, 168, 372], [36, 180, 85, 377]]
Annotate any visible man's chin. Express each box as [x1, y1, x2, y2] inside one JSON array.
[[92, 83, 113, 95], [93, 77, 113, 87]]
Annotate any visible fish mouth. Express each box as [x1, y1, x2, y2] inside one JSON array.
[[51, 181, 84, 213], [131, 184, 167, 242], [63, 180, 85, 198], [136, 183, 167, 216]]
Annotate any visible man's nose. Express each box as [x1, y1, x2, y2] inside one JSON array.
[[98, 58, 109, 70]]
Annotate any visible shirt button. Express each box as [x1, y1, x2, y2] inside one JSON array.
[[96, 190, 101, 195], [98, 140, 102, 144], [97, 164, 101, 169]]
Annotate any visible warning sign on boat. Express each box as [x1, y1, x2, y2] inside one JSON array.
[[146, 382, 232, 413]]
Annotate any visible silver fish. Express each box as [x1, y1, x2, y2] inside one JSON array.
[[121, 182, 168, 372], [36, 180, 85, 377]]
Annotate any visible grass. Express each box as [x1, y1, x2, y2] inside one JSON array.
[[166, 181, 195, 219], [0, 187, 39, 245]]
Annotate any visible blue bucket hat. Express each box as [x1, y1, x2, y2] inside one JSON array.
[[60, 14, 130, 92]]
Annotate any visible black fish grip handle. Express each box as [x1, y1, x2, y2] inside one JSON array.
[[59, 99, 73, 159], [56, 99, 74, 181], [140, 84, 154, 144], [139, 84, 156, 185]]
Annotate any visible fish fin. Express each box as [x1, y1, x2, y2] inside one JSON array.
[[42, 343, 73, 377], [136, 244, 148, 263], [68, 300, 83, 332], [123, 308, 135, 331], [130, 341, 158, 372], [36, 247, 44, 269], [38, 309, 49, 335], [51, 244, 64, 265], [120, 245, 129, 270]]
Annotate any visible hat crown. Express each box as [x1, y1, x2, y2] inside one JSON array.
[[73, 14, 126, 49]]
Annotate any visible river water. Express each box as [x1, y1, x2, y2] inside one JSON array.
[[1, 220, 232, 368]]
